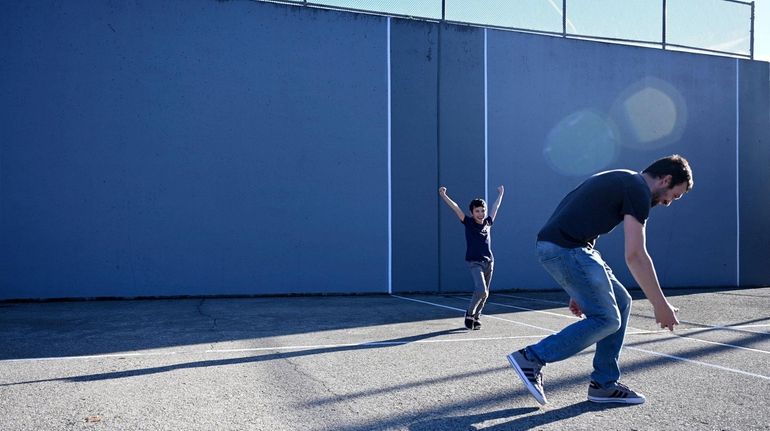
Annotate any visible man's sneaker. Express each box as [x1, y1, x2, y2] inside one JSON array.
[[464, 313, 474, 330], [507, 349, 547, 405], [472, 317, 481, 330], [587, 381, 646, 404]]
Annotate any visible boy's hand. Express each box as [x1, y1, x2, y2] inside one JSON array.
[[438, 186, 447, 196], [498, 185, 504, 195]]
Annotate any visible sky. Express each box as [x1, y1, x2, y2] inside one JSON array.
[[318, 0, 769, 61]]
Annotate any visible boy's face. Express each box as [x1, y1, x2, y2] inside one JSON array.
[[472, 205, 487, 223]]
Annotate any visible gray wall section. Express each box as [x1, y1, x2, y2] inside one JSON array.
[[437, 25, 486, 293], [739, 60, 770, 286], [488, 31, 742, 290], [0, 1, 389, 299], [390, 19, 440, 293], [1, 1, 769, 300]]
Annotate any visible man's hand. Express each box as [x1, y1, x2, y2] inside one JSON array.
[[654, 301, 679, 331], [438, 186, 447, 196], [568, 298, 583, 317]]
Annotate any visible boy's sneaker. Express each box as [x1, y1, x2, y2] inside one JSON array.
[[464, 313, 474, 330], [506, 349, 547, 405], [587, 381, 646, 404]]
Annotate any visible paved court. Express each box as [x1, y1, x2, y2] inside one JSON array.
[[1, 287, 769, 430]]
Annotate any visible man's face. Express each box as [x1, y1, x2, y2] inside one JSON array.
[[651, 175, 688, 207]]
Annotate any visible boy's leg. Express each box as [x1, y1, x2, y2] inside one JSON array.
[[477, 261, 493, 316], [526, 242, 622, 365], [590, 262, 632, 387], [466, 261, 490, 318]]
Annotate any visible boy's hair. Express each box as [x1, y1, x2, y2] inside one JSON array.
[[469, 198, 486, 212], [642, 154, 694, 191]]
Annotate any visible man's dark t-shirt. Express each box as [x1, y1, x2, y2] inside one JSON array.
[[537, 170, 651, 248], [463, 216, 493, 262]]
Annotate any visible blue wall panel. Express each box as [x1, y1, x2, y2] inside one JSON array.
[[488, 31, 739, 290], [390, 19, 440, 293], [739, 60, 770, 286], [0, 1, 389, 299], [437, 25, 486, 293]]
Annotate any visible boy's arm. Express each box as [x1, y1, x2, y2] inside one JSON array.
[[489, 185, 504, 221], [623, 215, 679, 331], [438, 187, 465, 222]]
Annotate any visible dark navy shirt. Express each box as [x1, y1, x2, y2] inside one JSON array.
[[537, 170, 651, 248], [463, 216, 493, 262]]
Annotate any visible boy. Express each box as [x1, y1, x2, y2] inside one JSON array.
[[439, 185, 504, 330]]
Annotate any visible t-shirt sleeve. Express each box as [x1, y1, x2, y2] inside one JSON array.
[[461, 214, 468, 224], [622, 184, 650, 225]]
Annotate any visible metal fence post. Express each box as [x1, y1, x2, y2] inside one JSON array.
[[562, 0, 567, 37], [750, 1, 755, 59], [662, 0, 667, 50], [441, 0, 445, 21]]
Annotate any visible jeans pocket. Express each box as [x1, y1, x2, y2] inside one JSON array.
[[540, 255, 570, 288]]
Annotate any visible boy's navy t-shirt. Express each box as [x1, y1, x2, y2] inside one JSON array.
[[537, 170, 651, 249], [463, 216, 493, 262]]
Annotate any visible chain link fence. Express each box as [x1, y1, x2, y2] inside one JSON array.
[[261, 0, 755, 58]]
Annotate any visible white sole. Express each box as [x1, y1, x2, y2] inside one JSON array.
[[587, 396, 645, 405], [507, 354, 547, 405]]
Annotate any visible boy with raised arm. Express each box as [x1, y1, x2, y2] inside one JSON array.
[[439, 186, 504, 330]]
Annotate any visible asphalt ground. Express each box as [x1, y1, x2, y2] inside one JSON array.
[[1, 287, 769, 430]]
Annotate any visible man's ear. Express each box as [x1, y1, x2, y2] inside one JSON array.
[[660, 174, 672, 187]]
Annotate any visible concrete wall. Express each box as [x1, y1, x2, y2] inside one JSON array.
[[1, 0, 768, 299]]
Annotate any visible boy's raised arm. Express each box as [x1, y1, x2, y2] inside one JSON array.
[[490, 185, 504, 221], [438, 187, 465, 222]]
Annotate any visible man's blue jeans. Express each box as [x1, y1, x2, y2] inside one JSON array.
[[527, 240, 632, 387]]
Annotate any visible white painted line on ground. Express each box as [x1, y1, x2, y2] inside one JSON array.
[[496, 293, 566, 305], [626, 345, 770, 381], [392, 294, 770, 381], [676, 319, 769, 335], [671, 334, 770, 355], [390, 294, 554, 332], [205, 335, 547, 354], [0, 351, 180, 363], [495, 293, 770, 336], [460, 296, 659, 335]]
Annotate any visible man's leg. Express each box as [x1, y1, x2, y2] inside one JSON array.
[[591, 261, 632, 386], [527, 242, 622, 365]]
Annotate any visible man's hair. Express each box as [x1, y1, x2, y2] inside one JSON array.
[[642, 154, 694, 191], [469, 198, 486, 212]]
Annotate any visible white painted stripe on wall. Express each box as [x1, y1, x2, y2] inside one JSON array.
[[735, 58, 740, 287], [387, 17, 392, 294], [484, 28, 489, 202]]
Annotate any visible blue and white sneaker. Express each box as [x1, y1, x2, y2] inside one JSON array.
[[507, 349, 547, 405], [587, 381, 646, 404]]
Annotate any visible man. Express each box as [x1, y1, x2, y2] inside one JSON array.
[[508, 155, 693, 405]]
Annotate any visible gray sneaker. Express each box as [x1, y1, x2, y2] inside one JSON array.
[[587, 381, 646, 404], [507, 349, 547, 405]]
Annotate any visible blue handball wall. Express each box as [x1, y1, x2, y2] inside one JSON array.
[[1, 1, 769, 299]]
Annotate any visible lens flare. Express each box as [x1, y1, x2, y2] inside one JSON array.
[[543, 110, 619, 176], [609, 77, 687, 150]]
